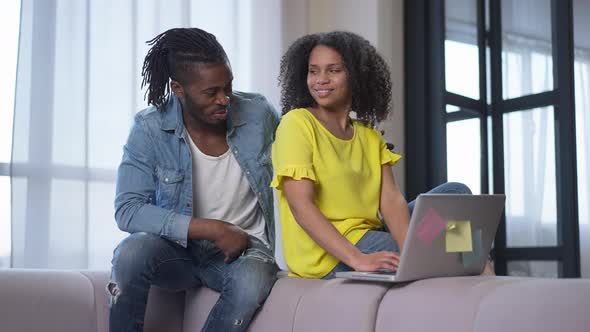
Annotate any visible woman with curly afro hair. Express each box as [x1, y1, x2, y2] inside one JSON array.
[[270, 30, 406, 279], [271, 31, 476, 279], [278, 31, 392, 125]]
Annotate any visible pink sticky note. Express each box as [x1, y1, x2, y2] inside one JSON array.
[[415, 208, 447, 246]]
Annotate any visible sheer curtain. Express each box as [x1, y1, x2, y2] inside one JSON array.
[[575, 51, 590, 278], [502, 35, 556, 246], [11, 0, 281, 269]]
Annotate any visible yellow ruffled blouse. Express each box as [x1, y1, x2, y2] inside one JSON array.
[[271, 108, 401, 278]]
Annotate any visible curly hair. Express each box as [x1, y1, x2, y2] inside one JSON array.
[[141, 28, 229, 109], [278, 31, 392, 126]]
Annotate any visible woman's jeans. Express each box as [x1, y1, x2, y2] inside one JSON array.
[[323, 182, 472, 279], [108, 233, 278, 332]]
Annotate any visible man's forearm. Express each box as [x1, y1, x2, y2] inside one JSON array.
[[115, 198, 192, 246], [187, 218, 226, 241]]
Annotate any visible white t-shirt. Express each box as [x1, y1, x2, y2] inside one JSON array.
[[187, 134, 268, 245]]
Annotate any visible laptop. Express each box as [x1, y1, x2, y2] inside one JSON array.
[[335, 194, 505, 283]]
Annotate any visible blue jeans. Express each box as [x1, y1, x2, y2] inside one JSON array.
[[108, 233, 278, 332], [323, 182, 471, 279]]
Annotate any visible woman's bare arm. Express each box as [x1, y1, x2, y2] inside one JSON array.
[[283, 177, 399, 272], [379, 165, 410, 252]]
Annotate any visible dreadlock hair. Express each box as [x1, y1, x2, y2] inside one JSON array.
[[278, 31, 393, 127], [141, 27, 229, 109]]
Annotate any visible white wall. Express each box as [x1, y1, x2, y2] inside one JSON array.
[[281, 0, 406, 193]]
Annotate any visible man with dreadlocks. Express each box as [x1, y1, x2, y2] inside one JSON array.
[[108, 27, 279, 331]]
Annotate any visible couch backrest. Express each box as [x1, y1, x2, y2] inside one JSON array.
[[3, 270, 590, 332]]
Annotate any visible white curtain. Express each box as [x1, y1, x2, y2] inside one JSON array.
[[502, 37, 557, 277], [574, 52, 590, 278], [500, 0, 555, 265], [11, 0, 282, 269]]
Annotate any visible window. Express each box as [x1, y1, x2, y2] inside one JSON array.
[[0, 0, 21, 268], [406, 0, 582, 277]]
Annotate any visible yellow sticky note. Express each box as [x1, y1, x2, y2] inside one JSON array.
[[445, 221, 473, 253]]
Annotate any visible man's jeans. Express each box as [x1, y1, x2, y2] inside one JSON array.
[[108, 233, 278, 332], [324, 182, 472, 279]]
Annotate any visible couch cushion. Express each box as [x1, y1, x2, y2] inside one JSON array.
[[290, 278, 391, 332], [375, 276, 518, 332], [473, 278, 590, 332], [182, 276, 328, 331], [0, 269, 98, 332], [144, 287, 186, 332], [182, 276, 330, 331], [249, 277, 326, 331], [182, 286, 220, 331], [183, 276, 391, 332]]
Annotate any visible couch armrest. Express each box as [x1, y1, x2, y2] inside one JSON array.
[[0, 269, 98, 332]]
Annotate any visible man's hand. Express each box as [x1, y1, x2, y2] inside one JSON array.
[[213, 223, 249, 263], [188, 218, 249, 263], [350, 251, 400, 272]]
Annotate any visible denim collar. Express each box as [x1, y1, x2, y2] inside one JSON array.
[[160, 95, 246, 138]]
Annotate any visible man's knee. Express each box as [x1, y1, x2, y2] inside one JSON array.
[[114, 232, 159, 262], [108, 233, 172, 306], [225, 256, 278, 306], [111, 232, 169, 280]]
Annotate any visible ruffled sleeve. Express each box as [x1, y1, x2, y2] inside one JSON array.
[[270, 110, 316, 190], [382, 149, 402, 166], [270, 165, 317, 190], [379, 134, 402, 166]]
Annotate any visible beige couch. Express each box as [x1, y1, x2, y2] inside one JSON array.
[[1, 269, 589, 332]]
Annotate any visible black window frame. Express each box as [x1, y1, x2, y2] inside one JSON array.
[[405, 0, 580, 277]]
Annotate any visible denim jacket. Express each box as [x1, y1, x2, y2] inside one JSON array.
[[114, 91, 280, 252]]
